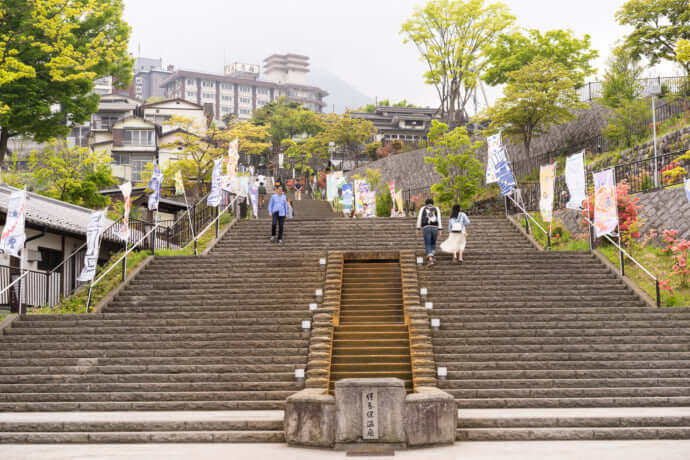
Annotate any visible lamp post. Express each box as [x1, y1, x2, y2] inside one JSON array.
[[647, 78, 662, 188]]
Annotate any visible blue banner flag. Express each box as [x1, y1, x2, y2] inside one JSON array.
[[207, 158, 223, 207], [495, 159, 516, 196]]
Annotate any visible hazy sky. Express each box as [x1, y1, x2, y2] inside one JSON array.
[[123, 0, 683, 109]]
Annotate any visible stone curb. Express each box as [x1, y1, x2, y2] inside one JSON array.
[[591, 249, 658, 309], [507, 214, 544, 252], [93, 256, 155, 314], [0, 314, 18, 335], [201, 216, 240, 256]]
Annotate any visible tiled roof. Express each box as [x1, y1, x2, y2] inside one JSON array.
[[0, 185, 114, 237]]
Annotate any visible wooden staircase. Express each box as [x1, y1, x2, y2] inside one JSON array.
[[328, 259, 413, 393]]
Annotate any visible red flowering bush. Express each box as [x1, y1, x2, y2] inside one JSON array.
[[670, 239, 690, 288], [584, 180, 642, 239], [663, 229, 680, 255]]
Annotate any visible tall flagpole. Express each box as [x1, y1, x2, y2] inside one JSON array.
[[183, 188, 195, 241]]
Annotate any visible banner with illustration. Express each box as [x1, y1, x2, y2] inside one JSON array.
[[363, 191, 376, 217], [227, 138, 239, 178], [238, 176, 249, 197], [356, 181, 370, 215], [395, 189, 404, 216], [686, 178, 690, 204], [565, 150, 586, 210], [147, 161, 163, 211], [539, 163, 556, 223], [77, 210, 106, 282], [117, 182, 132, 241], [207, 158, 223, 207], [495, 157, 516, 196], [0, 189, 26, 257], [593, 169, 618, 238], [341, 183, 353, 216], [485, 133, 503, 184]]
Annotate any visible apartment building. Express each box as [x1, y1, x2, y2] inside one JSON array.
[[350, 106, 439, 143], [161, 54, 328, 121]]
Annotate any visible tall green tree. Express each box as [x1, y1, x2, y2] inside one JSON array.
[[28, 140, 115, 208], [483, 29, 598, 86], [401, 0, 515, 125], [677, 39, 690, 66], [359, 99, 417, 113], [616, 0, 690, 75], [424, 120, 484, 209], [320, 113, 376, 169], [486, 57, 587, 157], [599, 46, 645, 108], [251, 98, 323, 174], [0, 0, 133, 164]]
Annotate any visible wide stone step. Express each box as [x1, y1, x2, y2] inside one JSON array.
[[0, 381, 300, 394], [0, 363, 303, 376], [0, 400, 287, 412], [433, 351, 690, 362], [446, 386, 690, 399], [456, 426, 690, 441], [454, 396, 690, 409], [0, 430, 285, 443], [433, 334, 690, 345], [444, 377, 690, 389], [436, 360, 690, 371], [0, 390, 296, 403], [445, 368, 690, 379]]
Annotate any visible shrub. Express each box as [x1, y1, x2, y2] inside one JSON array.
[[376, 188, 393, 217]]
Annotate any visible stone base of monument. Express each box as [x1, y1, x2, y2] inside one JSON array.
[[284, 378, 457, 450]]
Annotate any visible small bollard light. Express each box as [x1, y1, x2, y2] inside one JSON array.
[[425, 301, 433, 310], [295, 368, 305, 379], [437, 367, 448, 380], [416, 256, 424, 265], [309, 302, 318, 311], [420, 287, 428, 298], [302, 320, 312, 331], [319, 258, 327, 270], [315, 288, 323, 302], [431, 318, 440, 330]]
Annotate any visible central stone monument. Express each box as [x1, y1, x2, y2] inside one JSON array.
[[284, 378, 457, 450]]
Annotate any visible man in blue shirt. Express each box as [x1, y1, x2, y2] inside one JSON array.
[[268, 186, 289, 244]]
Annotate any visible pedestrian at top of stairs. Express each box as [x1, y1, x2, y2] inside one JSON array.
[[268, 186, 289, 244], [416, 198, 443, 266], [441, 203, 470, 264], [287, 200, 294, 219]]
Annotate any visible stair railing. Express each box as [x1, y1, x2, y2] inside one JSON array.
[[190, 192, 240, 255], [504, 193, 552, 251], [582, 214, 661, 308], [84, 220, 163, 312]]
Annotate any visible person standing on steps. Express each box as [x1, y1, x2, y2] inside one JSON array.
[[258, 181, 267, 209], [441, 204, 470, 264], [268, 185, 289, 245], [416, 198, 442, 266], [294, 179, 303, 201]]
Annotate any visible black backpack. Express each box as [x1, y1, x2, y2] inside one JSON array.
[[421, 206, 438, 227]]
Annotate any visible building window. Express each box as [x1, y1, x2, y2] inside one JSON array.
[[202, 92, 215, 99], [131, 159, 150, 183], [239, 97, 251, 104], [221, 83, 234, 90], [257, 87, 269, 95], [240, 108, 250, 115], [221, 95, 233, 102], [221, 106, 233, 113], [93, 115, 119, 130], [38, 247, 62, 272], [124, 129, 154, 146], [240, 86, 251, 94], [186, 91, 195, 97], [202, 80, 215, 88], [186, 79, 195, 85], [111, 152, 130, 165]]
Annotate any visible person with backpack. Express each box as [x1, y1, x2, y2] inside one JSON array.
[[441, 204, 470, 263], [416, 198, 442, 266], [268, 185, 289, 245]]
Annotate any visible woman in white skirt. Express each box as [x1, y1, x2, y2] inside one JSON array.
[[441, 204, 470, 263]]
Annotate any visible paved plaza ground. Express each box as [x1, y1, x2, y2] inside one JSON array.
[[3, 440, 690, 460]]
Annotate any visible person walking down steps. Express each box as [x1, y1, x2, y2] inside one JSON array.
[[268, 186, 289, 245], [416, 198, 442, 266], [441, 204, 470, 263]]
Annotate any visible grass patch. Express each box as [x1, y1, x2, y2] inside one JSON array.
[[157, 213, 234, 257], [30, 249, 152, 315], [0, 313, 8, 322], [524, 212, 590, 251]]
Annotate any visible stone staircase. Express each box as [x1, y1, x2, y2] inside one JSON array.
[[417, 249, 690, 440], [290, 197, 338, 219], [1, 214, 689, 443], [329, 260, 413, 393]]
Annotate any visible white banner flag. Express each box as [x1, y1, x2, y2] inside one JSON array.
[[77, 210, 107, 282], [539, 163, 556, 223], [0, 190, 26, 257], [593, 169, 618, 238], [117, 182, 132, 241], [565, 151, 586, 210], [207, 158, 223, 207], [485, 133, 503, 184]]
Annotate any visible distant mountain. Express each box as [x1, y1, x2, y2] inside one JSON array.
[[309, 68, 373, 114]]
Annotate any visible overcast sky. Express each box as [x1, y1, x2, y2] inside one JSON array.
[[123, 0, 683, 110]]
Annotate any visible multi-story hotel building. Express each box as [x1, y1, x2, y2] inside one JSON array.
[[161, 54, 328, 121]]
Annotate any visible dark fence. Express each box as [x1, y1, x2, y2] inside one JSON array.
[[510, 98, 690, 181], [0, 266, 62, 308], [577, 76, 689, 102]]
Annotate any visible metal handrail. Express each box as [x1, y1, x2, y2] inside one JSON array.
[[190, 194, 239, 255], [0, 269, 29, 300], [582, 214, 661, 307], [505, 192, 552, 250], [49, 216, 124, 275], [84, 221, 162, 311]]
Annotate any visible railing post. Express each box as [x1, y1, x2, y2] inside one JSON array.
[[85, 285, 93, 313], [122, 240, 127, 282], [216, 206, 220, 238], [656, 280, 661, 308], [503, 196, 508, 216], [524, 214, 530, 234], [167, 227, 170, 250], [194, 238, 198, 256], [547, 233, 552, 251], [44, 272, 50, 307]]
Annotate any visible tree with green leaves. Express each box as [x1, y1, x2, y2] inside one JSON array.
[[359, 99, 417, 113], [616, 0, 690, 75], [225, 120, 271, 156], [401, 0, 515, 125], [483, 29, 598, 87], [319, 113, 376, 169], [678, 39, 690, 66], [0, 0, 133, 164], [424, 120, 484, 209], [251, 98, 323, 174], [599, 46, 645, 108], [486, 57, 587, 157], [27, 140, 115, 208]]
